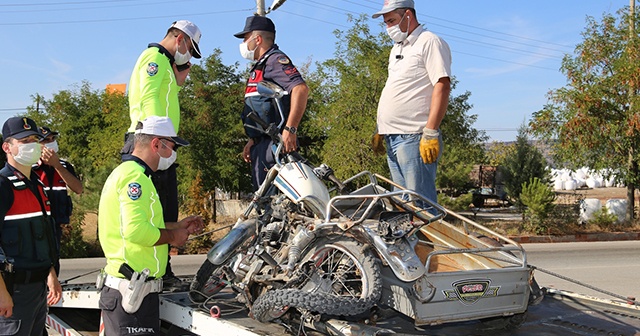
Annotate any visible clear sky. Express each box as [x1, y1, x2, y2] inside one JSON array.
[[0, 0, 626, 142]]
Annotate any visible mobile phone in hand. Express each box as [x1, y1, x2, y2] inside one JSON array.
[[176, 63, 190, 72]]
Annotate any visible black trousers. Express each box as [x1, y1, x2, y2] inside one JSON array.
[[0, 282, 47, 336], [99, 287, 160, 335]]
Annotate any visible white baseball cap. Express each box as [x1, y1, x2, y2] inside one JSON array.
[[372, 0, 415, 19], [170, 20, 202, 58], [135, 116, 189, 146]]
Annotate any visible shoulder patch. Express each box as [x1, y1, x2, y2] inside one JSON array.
[[277, 56, 291, 65], [147, 62, 159, 76], [128, 182, 142, 200]]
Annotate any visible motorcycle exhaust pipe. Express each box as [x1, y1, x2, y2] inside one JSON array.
[[207, 219, 258, 265]]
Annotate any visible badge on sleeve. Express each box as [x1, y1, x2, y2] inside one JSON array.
[[128, 182, 142, 200], [147, 62, 159, 76], [277, 56, 291, 64]]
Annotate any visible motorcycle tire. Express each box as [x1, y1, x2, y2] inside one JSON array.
[[188, 259, 227, 303], [251, 237, 382, 323]]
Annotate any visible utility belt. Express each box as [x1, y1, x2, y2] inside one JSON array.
[[1, 267, 50, 296], [12, 268, 50, 284], [103, 274, 163, 293], [97, 264, 162, 314]]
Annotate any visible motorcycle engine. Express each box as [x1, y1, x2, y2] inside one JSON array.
[[260, 221, 285, 247]]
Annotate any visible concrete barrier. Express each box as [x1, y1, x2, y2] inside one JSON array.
[[214, 199, 250, 217]]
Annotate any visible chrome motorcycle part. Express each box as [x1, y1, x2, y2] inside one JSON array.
[[362, 223, 426, 282], [206, 219, 258, 265], [285, 226, 316, 272], [188, 260, 228, 303]]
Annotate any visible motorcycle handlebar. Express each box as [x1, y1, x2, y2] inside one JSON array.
[[327, 174, 346, 192], [246, 111, 281, 143], [246, 111, 270, 130]]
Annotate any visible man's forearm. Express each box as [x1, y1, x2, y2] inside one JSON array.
[[54, 165, 83, 195], [155, 229, 175, 246], [426, 77, 451, 130]]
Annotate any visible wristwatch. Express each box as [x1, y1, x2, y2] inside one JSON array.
[[284, 125, 297, 134]]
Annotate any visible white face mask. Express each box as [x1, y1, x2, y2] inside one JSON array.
[[174, 38, 192, 65], [239, 37, 258, 61], [44, 141, 59, 153], [387, 15, 409, 43], [12, 142, 42, 166], [157, 141, 177, 171]]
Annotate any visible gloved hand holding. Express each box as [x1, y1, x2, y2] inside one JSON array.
[[372, 133, 385, 155], [420, 128, 440, 164]]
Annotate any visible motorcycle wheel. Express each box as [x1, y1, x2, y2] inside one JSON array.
[[188, 259, 227, 304], [251, 237, 382, 322]]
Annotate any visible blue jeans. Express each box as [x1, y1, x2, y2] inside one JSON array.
[[385, 133, 441, 208]]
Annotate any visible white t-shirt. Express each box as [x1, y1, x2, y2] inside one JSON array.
[[377, 25, 452, 134]]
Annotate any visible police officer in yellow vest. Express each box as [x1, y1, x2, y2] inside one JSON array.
[[99, 116, 203, 335], [122, 19, 202, 290], [0, 117, 61, 335]]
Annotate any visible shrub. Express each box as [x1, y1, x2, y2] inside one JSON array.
[[520, 177, 556, 234], [589, 209, 618, 230], [437, 193, 473, 212], [60, 208, 90, 258], [499, 124, 549, 210], [181, 172, 215, 254]]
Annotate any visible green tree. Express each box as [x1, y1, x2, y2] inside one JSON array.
[[177, 49, 250, 195], [500, 124, 549, 211], [437, 80, 487, 194], [485, 141, 515, 166], [520, 177, 556, 234], [308, 16, 486, 187], [530, 6, 640, 221], [307, 15, 391, 180], [25, 82, 129, 211]]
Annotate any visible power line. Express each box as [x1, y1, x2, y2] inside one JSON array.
[[0, 108, 29, 111], [360, 0, 574, 49], [1, 0, 181, 14], [0, 0, 142, 7], [281, 1, 570, 70], [0, 8, 252, 26], [279, 9, 350, 29], [453, 51, 558, 71], [438, 33, 564, 60], [278, 5, 563, 71]]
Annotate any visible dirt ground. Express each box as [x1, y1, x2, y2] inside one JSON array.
[[558, 186, 628, 201]]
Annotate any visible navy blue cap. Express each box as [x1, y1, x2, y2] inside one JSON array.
[[234, 15, 276, 39], [2, 117, 43, 140], [40, 126, 59, 139]]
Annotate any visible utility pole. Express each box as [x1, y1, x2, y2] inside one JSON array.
[[256, 0, 266, 16], [628, 0, 637, 222]]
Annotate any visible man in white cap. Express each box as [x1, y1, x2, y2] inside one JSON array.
[[122, 20, 202, 290], [371, 0, 452, 208], [99, 116, 204, 335]]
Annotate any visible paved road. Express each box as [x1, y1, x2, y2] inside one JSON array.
[[59, 240, 640, 302], [524, 240, 640, 301]]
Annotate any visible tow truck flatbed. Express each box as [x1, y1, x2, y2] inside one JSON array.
[[47, 283, 640, 336]]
